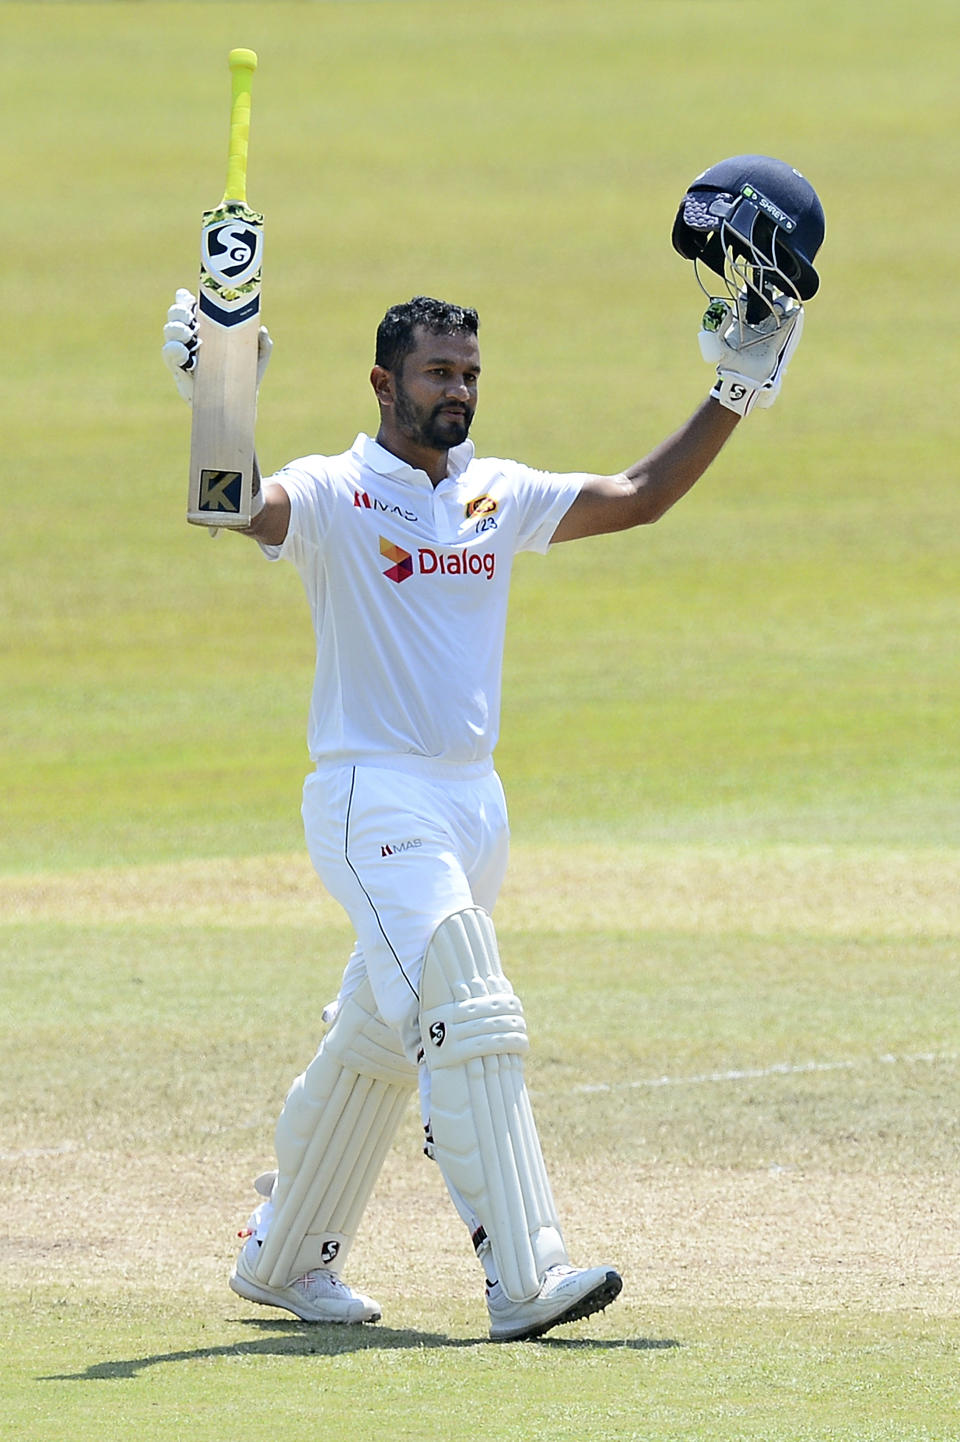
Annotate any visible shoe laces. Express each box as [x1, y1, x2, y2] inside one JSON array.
[[300, 1269, 345, 1296]]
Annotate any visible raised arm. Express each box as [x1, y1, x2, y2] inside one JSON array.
[[551, 396, 739, 541], [162, 287, 285, 539], [553, 151, 824, 544], [552, 286, 805, 542]]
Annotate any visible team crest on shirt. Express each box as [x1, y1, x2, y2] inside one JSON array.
[[465, 494, 497, 519]]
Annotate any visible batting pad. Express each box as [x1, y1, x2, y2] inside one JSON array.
[[253, 979, 418, 1288], [420, 908, 568, 1302]]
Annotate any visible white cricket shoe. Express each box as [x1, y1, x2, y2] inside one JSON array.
[[486, 1263, 623, 1342], [229, 1236, 381, 1324]]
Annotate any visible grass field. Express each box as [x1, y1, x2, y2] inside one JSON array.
[[2, 1, 959, 1438]]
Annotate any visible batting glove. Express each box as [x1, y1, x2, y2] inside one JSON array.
[[161, 287, 273, 404], [699, 295, 804, 417]]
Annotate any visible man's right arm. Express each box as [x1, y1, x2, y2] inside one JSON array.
[[242, 460, 291, 545]]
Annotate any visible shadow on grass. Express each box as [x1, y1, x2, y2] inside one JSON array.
[[41, 1318, 680, 1380]]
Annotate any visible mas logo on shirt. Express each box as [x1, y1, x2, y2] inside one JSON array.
[[379, 535, 496, 584], [355, 489, 419, 524]]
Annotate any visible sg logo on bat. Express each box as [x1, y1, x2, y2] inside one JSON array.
[[201, 217, 263, 290]]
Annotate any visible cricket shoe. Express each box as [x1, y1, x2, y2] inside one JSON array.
[[487, 1263, 623, 1342], [229, 1235, 381, 1324]]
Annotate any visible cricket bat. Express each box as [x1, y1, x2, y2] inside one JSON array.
[[187, 48, 263, 529]]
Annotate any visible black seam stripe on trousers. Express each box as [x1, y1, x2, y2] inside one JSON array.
[[342, 766, 420, 1002]]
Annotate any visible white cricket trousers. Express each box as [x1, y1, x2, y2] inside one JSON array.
[[301, 760, 510, 1063]]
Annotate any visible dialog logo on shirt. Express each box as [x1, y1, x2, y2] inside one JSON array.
[[379, 536, 496, 583], [419, 548, 496, 579], [379, 537, 414, 583]]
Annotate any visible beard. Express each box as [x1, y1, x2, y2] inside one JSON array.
[[394, 377, 474, 450]]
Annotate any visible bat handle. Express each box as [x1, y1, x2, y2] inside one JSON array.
[[224, 48, 258, 204]]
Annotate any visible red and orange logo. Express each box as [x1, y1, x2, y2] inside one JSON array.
[[379, 536, 413, 584]]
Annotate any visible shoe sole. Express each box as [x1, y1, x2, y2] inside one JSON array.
[[229, 1268, 381, 1325], [490, 1269, 623, 1342]]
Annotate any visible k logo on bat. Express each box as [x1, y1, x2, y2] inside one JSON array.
[[198, 469, 242, 512]]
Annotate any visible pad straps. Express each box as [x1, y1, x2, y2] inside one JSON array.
[[420, 909, 568, 1301]]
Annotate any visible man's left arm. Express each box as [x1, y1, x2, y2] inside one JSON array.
[[551, 395, 739, 541], [552, 294, 803, 542]]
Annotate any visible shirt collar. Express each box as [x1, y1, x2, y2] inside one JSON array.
[[355, 433, 475, 490]]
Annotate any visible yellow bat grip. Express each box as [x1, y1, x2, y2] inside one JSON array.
[[223, 48, 258, 204]]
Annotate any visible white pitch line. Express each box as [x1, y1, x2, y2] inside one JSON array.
[[574, 1050, 956, 1094], [0, 1142, 78, 1161]]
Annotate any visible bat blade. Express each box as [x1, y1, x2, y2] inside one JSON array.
[[187, 50, 262, 530]]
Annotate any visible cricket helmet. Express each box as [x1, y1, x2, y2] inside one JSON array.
[[672, 154, 825, 315]]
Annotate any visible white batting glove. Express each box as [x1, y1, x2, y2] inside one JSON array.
[[161, 288, 274, 404], [699, 295, 804, 417], [162, 288, 199, 401], [255, 323, 274, 387]]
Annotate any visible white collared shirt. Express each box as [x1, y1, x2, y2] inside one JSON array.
[[260, 434, 586, 768]]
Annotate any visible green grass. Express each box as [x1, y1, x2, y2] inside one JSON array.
[[4, 852, 959, 1438], [3, 0, 958, 870], [2, 1, 959, 1437], [7, 1304, 959, 1442]]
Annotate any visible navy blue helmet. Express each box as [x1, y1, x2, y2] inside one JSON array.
[[672, 154, 825, 314]]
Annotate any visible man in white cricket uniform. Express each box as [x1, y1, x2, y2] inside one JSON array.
[[265, 431, 585, 1059], [163, 283, 804, 1340]]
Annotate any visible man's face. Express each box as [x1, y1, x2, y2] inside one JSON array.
[[391, 328, 481, 450]]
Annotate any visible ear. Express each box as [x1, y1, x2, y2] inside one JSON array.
[[370, 365, 395, 407]]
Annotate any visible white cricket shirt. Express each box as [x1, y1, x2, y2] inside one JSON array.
[[260, 433, 586, 769]]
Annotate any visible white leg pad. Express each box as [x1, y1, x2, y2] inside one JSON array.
[[253, 979, 417, 1288], [420, 908, 568, 1302]]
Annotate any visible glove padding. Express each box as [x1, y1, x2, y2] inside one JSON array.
[[699, 296, 804, 417], [162, 288, 273, 404]]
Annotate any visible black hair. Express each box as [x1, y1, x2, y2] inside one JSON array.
[[375, 295, 479, 372]]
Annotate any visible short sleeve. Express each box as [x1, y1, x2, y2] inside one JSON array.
[[505, 463, 588, 555], [256, 457, 333, 564]]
